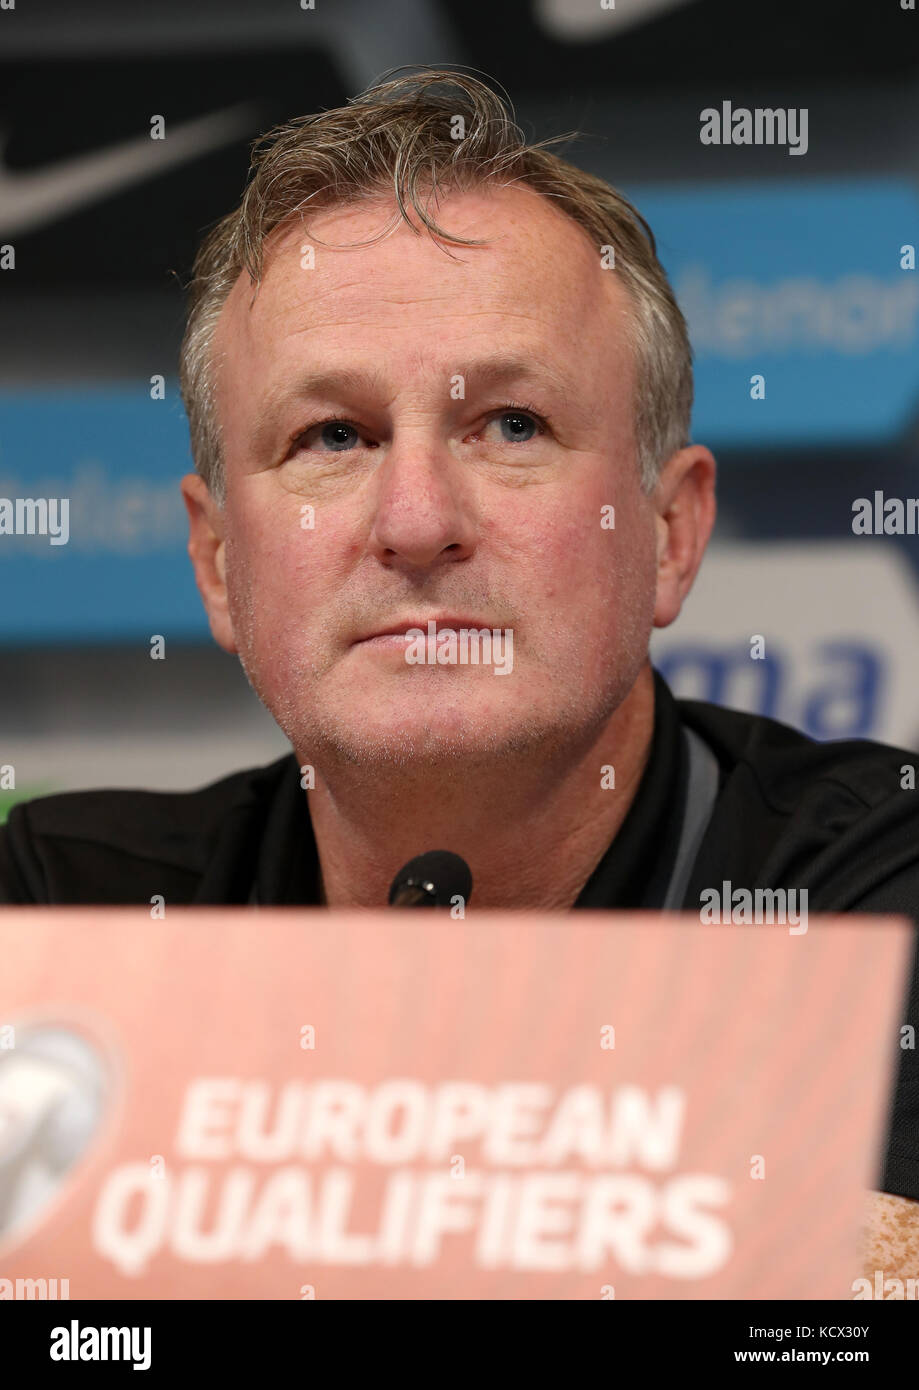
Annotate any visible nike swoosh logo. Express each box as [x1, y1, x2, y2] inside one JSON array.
[[535, 0, 700, 41], [0, 103, 260, 237]]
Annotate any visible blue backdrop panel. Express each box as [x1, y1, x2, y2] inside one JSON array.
[[0, 387, 203, 642], [628, 177, 919, 448]]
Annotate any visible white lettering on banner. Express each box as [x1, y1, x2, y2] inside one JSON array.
[[173, 1079, 685, 1167], [675, 267, 919, 357], [91, 1079, 733, 1279]]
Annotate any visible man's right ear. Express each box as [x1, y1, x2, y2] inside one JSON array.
[[180, 473, 238, 654]]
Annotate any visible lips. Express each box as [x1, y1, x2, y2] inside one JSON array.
[[353, 617, 491, 644]]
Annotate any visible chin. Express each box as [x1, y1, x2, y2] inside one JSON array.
[[303, 689, 584, 772], [338, 694, 494, 747]]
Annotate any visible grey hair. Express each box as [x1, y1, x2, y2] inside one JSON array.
[[179, 66, 693, 506]]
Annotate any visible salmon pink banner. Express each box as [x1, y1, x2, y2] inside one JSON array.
[[0, 909, 911, 1300]]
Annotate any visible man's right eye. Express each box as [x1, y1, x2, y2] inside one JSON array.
[[297, 420, 364, 452]]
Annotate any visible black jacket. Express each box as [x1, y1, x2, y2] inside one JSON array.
[[3, 669, 919, 1197]]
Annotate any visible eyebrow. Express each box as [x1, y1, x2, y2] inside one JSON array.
[[249, 354, 578, 451], [455, 354, 578, 401], [250, 366, 388, 447]]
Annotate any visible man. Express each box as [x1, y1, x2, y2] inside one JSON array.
[[2, 69, 918, 1269]]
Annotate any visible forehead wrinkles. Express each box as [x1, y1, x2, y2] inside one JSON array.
[[225, 282, 622, 412], [240, 192, 613, 331], [212, 190, 635, 431]]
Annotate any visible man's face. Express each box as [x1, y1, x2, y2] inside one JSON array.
[[201, 185, 661, 770]]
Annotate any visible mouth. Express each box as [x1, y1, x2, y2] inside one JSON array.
[[352, 616, 493, 645]]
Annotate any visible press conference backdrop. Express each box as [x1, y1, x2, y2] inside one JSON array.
[[2, 0, 919, 812]]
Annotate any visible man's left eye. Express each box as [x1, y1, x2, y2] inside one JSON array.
[[486, 410, 542, 443]]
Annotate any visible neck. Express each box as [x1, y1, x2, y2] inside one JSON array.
[[303, 662, 656, 911]]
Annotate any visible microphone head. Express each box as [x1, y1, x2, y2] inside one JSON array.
[[388, 850, 473, 908]]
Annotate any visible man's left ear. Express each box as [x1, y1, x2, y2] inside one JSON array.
[[651, 445, 717, 630]]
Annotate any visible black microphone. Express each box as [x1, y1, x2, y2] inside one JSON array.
[[388, 851, 473, 908]]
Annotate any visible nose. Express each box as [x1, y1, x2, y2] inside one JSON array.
[[367, 431, 476, 571]]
